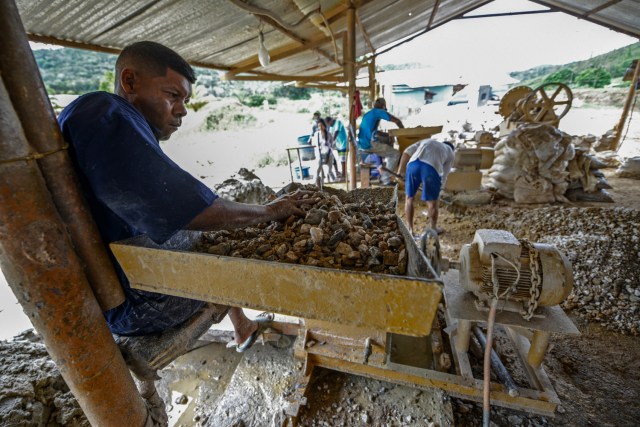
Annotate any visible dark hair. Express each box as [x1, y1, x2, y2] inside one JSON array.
[[316, 118, 328, 140], [443, 141, 455, 151], [116, 41, 196, 84], [325, 116, 334, 124]]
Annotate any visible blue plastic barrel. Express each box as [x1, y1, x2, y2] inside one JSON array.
[[294, 166, 310, 179], [297, 135, 316, 161]]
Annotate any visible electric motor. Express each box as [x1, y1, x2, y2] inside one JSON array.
[[458, 229, 574, 317]]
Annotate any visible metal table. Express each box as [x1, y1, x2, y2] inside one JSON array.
[[285, 145, 315, 183]]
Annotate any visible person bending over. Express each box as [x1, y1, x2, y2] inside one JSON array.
[[397, 138, 454, 236]]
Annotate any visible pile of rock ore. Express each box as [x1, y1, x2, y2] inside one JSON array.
[[196, 187, 408, 275]]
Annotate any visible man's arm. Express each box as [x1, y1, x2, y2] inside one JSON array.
[[398, 142, 419, 175], [397, 152, 412, 176], [441, 152, 454, 190], [186, 191, 309, 231], [388, 113, 404, 129]]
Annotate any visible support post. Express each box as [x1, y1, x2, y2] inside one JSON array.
[[0, 77, 150, 427], [368, 58, 376, 108], [456, 319, 472, 352], [527, 330, 551, 368], [0, 0, 125, 311], [345, 4, 357, 190], [613, 59, 640, 151]]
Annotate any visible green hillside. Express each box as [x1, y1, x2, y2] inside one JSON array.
[[32, 47, 311, 102], [34, 47, 225, 95], [510, 41, 640, 87], [34, 48, 116, 94]]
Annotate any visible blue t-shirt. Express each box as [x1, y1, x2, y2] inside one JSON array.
[[357, 108, 391, 150], [58, 92, 217, 335], [330, 119, 348, 151]]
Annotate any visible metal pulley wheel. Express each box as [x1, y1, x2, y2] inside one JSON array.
[[498, 85, 532, 118], [420, 229, 442, 277], [521, 82, 573, 124]]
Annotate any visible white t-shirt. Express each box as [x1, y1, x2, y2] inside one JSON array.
[[404, 138, 454, 181], [313, 131, 334, 155]]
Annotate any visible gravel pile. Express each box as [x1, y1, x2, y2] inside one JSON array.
[[447, 205, 640, 335], [0, 331, 89, 427], [196, 188, 407, 275]]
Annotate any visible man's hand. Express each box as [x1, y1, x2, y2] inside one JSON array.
[[265, 190, 317, 221]]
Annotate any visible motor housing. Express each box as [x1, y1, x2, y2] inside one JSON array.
[[459, 229, 573, 312]]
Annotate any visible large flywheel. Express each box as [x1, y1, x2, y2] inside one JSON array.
[[520, 82, 573, 124]]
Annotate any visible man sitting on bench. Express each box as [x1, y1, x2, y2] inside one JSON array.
[[58, 41, 308, 351]]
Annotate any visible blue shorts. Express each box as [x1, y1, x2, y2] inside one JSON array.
[[405, 160, 441, 201]]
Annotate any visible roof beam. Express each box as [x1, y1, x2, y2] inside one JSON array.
[[372, 0, 494, 60], [427, 0, 441, 29], [458, 10, 553, 19], [356, 10, 374, 54], [229, 72, 344, 82], [223, 32, 344, 79], [583, 0, 622, 17], [529, 0, 639, 38], [227, 0, 336, 65]]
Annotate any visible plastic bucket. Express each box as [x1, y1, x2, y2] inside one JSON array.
[[297, 135, 316, 161], [294, 166, 310, 179]]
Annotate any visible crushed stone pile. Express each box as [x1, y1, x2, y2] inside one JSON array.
[[0, 331, 89, 426], [213, 168, 275, 204], [196, 186, 408, 275], [447, 205, 640, 335]]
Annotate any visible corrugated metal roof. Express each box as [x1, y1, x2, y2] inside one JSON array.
[[16, 0, 640, 83]]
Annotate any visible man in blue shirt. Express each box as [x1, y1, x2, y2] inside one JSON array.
[[357, 98, 404, 185], [58, 41, 307, 351]]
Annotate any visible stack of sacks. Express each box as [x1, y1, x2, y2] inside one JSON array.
[[487, 124, 574, 203], [617, 157, 640, 179], [565, 135, 614, 202]]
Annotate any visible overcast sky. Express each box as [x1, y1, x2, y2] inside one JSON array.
[[376, 0, 637, 74]]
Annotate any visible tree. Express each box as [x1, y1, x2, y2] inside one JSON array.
[[98, 70, 115, 92], [575, 67, 611, 88], [543, 68, 575, 85]]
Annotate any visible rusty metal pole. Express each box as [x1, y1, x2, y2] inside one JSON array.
[[368, 58, 376, 109], [346, 3, 357, 190], [613, 59, 640, 151], [0, 76, 150, 427], [0, 0, 125, 311]]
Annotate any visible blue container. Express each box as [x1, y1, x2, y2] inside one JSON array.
[[294, 166, 310, 179], [297, 135, 316, 161]]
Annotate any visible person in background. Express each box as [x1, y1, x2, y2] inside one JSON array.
[[397, 138, 455, 236], [326, 116, 347, 181], [357, 97, 404, 186], [58, 41, 309, 353], [307, 111, 321, 144], [311, 118, 336, 186]]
